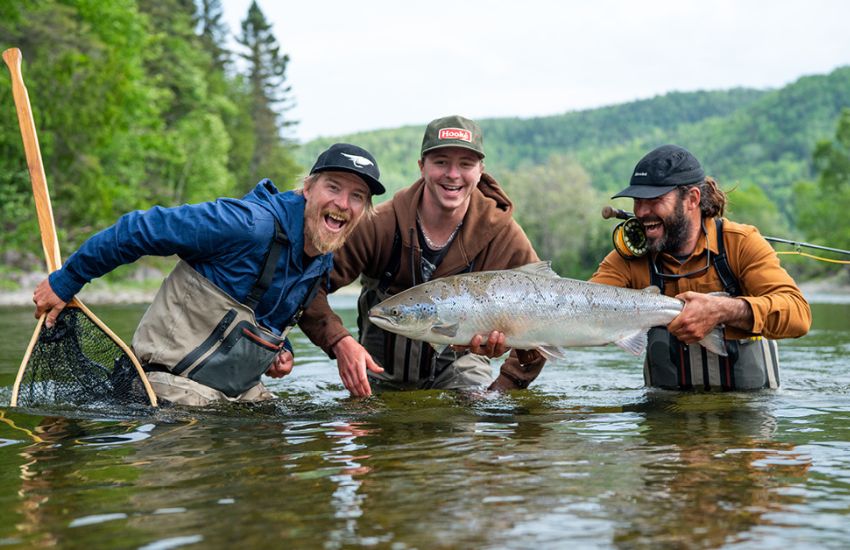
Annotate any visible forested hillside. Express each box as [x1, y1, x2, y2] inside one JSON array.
[[297, 68, 850, 278], [297, 88, 767, 196], [298, 67, 849, 210], [1, 2, 847, 284]]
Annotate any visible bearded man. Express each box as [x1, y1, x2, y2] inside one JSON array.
[[33, 143, 384, 405], [590, 144, 810, 390]]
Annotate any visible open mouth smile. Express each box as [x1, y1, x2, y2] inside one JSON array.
[[642, 220, 663, 237], [439, 183, 464, 194], [323, 211, 349, 232]]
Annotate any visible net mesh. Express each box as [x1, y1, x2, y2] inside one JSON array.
[[15, 308, 153, 407]]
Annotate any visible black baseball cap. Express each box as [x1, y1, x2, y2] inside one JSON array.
[[310, 143, 385, 195], [421, 115, 485, 158], [612, 144, 705, 199]]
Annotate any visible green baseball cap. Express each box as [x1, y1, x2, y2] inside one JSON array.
[[420, 115, 485, 158]]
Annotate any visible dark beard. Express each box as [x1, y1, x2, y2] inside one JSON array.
[[645, 199, 692, 255]]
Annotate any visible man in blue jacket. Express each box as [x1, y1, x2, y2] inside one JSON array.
[[32, 143, 384, 405]]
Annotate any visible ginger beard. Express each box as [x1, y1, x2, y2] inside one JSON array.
[[303, 199, 361, 255]]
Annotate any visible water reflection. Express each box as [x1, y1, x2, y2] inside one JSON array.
[[0, 300, 849, 548], [613, 393, 812, 547]]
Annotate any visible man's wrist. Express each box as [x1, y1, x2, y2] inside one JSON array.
[[329, 334, 353, 359], [724, 297, 754, 330]]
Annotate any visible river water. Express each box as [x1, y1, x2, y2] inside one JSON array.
[[0, 295, 848, 549]]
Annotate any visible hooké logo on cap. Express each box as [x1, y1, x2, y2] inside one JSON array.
[[438, 128, 472, 142]]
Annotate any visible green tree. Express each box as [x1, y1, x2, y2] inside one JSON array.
[[137, 0, 234, 203], [724, 181, 790, 238], [235, 0, 300, 190], [795, 109, 850, 253], [197, 0, 230, 72], [0, 0, 162, 249], [503, 155, 610, 279]]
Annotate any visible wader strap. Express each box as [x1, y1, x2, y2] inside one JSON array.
[[287, 274, 325, 326], [245, 220, 288, 310], [649, 254, 665, 292], [378, 226, 402, 292], [713, 218, 741, 296], [374, 222, 476, 384]]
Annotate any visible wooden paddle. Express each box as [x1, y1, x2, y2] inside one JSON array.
[[3, 47, 157, 407]]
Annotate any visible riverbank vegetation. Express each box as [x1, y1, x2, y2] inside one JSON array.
[[1, 1, 848, 291]]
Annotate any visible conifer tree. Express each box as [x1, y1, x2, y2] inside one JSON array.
[[236, 0, 299, 187], [197, 0, 230, 72]]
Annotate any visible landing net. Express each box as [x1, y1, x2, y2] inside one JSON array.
[[14, 308, 154, 408]]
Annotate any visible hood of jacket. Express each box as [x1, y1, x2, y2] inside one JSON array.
[[242, 179, 305, 248]]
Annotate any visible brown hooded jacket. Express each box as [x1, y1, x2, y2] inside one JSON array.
[[298, 173, 546, 389]]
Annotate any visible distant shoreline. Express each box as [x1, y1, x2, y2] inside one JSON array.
[[0, 279, 364, 308], [1, 277, 846, 307]]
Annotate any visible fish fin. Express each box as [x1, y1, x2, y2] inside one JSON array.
[[514, 261, 560, 278], [430, 342, 449, 354], [641, 285, 662, 295], [431, 322, 459, 338], [614, 331, 647, 356], [537, 345, 568, 361], [698, 327, 728, 357]]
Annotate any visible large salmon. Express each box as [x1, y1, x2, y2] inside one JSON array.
[[368, 261, 727, 359]]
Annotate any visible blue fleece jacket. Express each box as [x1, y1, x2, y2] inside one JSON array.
[[49, 180, 332, 337]]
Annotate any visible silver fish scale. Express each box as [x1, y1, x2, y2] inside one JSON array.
[[425, 271, 683, 348]]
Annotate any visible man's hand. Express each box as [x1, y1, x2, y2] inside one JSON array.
[[451, 330, 509, 358], [265, 350, 294, 378], [33, 278, 67, 329], [668, 291, 753, 344], [332, 335, 384, 397]]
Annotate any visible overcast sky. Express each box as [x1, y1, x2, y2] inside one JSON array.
[[221, 0, 850, 143]]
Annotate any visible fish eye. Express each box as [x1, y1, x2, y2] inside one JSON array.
[[391, 307, 400, 316]]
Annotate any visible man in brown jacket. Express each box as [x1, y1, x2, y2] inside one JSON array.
[[592, 144, 811, 390], [299, 115, 546, 396]]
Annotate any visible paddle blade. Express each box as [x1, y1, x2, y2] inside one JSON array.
[[12, 308, 155, 408]]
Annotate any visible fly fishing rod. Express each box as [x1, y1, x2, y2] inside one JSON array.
[[601, 205, 850, 261]]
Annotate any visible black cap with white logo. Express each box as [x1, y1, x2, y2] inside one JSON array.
[[612, 144, 705, 200], [310, 143, 385, 195]]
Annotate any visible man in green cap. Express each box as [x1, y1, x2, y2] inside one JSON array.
[[299, 115, 546, 396]]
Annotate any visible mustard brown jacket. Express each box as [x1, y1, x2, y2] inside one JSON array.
[[590, 217, 811, 340], [298, 173, 546, 389]]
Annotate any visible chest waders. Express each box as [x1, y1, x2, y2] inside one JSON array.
[[133, 223, 322, 404], [356, 227, 487, 390], [645, 218, 780, 391]]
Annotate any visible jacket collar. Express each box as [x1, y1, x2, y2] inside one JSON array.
[[391, 172, 514, 260]]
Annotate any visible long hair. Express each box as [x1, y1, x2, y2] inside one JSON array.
[[680, 176, 726, 218]]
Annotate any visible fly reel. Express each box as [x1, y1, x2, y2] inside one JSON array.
[[612, 217, 648, 259]]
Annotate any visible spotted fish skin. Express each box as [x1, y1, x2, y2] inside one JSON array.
[[367, 261, 727, 358]]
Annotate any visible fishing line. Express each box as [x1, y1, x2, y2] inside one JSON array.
[[774, 251, 850, 264], [602, 206, 850, 261]]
